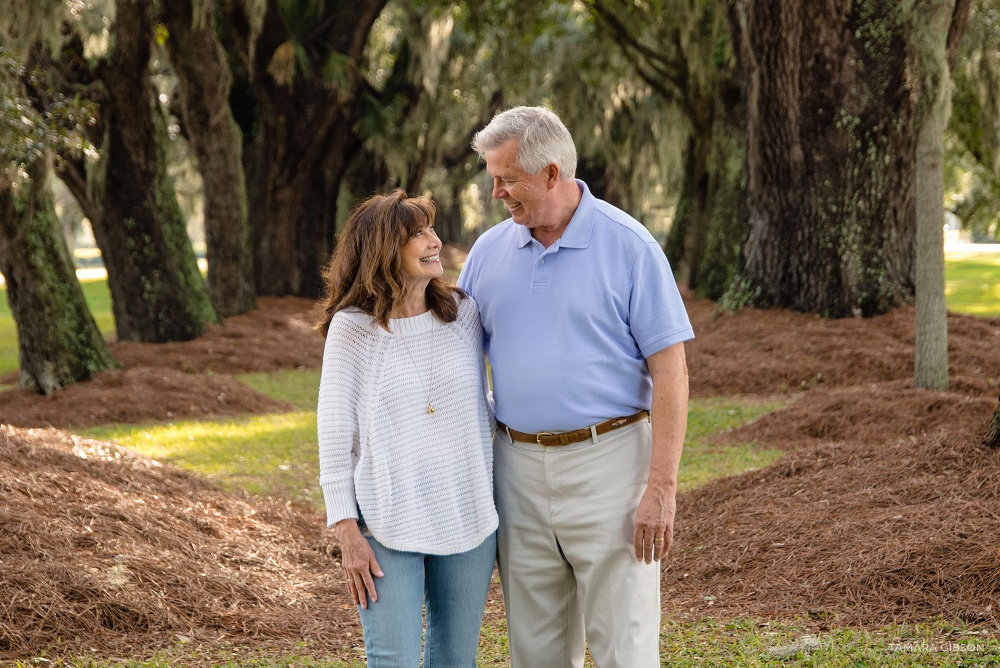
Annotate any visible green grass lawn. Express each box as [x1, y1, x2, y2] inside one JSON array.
[[679, 396, 788, 491], [14, 609, 1000, 667], [945, 251, 1000, 317]]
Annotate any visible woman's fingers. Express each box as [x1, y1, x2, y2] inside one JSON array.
[[340, 531, 383, 609], [345, 577, 361, 606]]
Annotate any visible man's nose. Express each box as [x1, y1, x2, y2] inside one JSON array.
[[492, 179, 505, 200]]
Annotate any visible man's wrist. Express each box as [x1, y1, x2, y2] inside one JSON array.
[[644, 476, 677, 498]]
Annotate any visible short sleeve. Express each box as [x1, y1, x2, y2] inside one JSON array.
[[628, 242, 695, 358]]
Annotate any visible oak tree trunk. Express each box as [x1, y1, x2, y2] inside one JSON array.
[[220, 0, 388, 298], [0, 159, 118, 395], [664, 125, 713, 289], [92, 0, 218, 342], [161, 0, 256, 317], [729, 0, 917, 317]]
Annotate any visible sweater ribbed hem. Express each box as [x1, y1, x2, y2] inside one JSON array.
[[322, 479, 358, 527]]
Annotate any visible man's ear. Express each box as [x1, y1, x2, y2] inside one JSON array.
[[546, 163, 559, 188]]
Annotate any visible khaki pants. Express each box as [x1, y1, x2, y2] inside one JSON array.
[[494, 419, 661, 668]]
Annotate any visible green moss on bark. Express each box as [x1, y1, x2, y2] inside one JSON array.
[[0, 164, 119, 395]]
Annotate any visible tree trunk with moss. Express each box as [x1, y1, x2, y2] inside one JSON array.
[[728, 0, 920, 317], [160, 0, 256, 317], [664, 134, 712, 287], [0, 159, 118, 395], [219, 0, 387, 298], [726, 0, 972, 317], [91, 0, 218, 342]]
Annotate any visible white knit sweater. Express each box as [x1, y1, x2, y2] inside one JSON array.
[[317, 295, 497, 555]]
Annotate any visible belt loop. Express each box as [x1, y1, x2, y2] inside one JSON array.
[[504, 425, 512, 441], [590, 424, 600, 444]]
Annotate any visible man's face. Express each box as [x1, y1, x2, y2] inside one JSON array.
[[484, 139, 554, 230]]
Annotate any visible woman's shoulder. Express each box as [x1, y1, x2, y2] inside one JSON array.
[[447, 291, 482, 336], [448, 290, 478, 318], [328, 307, 378, 336]]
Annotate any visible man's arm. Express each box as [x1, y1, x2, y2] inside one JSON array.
[[633, 341, 689, 563]]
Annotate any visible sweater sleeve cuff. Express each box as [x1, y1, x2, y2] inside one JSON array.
[[321, 478, 359, 528]]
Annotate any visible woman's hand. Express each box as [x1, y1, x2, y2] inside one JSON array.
[[335, 519, 383, 609]]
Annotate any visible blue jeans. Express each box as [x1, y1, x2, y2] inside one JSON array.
[[357, 530, 497, 667]]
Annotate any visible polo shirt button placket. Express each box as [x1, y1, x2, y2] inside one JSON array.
[[533, 252, 550, 288]]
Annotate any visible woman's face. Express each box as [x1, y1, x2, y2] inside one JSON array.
[[399, 223, 443, 287]]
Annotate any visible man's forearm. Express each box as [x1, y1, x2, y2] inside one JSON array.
[[646, 342, 689, 492]]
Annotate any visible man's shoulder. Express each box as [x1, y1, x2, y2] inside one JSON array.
[[468, 219, 517, 256], [592, 199, 657, 247]]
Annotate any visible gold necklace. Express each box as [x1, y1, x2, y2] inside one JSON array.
[[397, 324, 436, 414]]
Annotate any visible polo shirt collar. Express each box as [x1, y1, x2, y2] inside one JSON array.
[[514, 179, 595, 249]]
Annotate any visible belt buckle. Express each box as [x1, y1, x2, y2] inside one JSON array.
[[535, 431, 555, 445]]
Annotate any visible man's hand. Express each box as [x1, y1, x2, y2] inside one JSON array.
[[633, 484, 676, 563]]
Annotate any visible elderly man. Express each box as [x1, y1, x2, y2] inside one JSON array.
[[458, 106, 694, 667]]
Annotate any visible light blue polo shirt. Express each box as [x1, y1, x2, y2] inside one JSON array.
[[458, 180, 694, 433]]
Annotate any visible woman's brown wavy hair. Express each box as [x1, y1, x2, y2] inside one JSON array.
[[316, 189, 463, 335]]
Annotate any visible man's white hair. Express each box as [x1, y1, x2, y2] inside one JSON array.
[[472, 106, 577, 180]]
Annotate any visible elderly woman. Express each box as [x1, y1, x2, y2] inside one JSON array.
[[316, 190, 497, 666]]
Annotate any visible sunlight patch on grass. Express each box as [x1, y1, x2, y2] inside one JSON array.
[[81, 411, 322, 508], [678, 396, 791, 492], [237, 369, 321, 411]]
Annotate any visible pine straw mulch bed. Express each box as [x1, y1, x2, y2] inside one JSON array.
[[2, 258, 1000, 658], [0, 424, 361, 660], [662, 304, 1000, 629], [663, 383, 1000, 628]]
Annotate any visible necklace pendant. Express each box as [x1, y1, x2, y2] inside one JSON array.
[[428, 404, 436, 414]]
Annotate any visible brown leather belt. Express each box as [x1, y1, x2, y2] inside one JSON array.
[[497, 410, 650, 446]]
